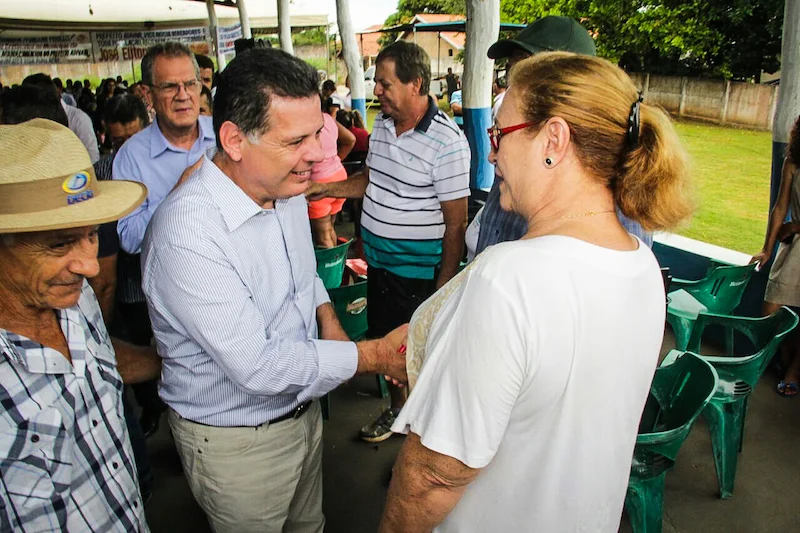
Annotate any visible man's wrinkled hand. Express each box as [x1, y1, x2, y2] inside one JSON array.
[[305, 180, 328, 202]]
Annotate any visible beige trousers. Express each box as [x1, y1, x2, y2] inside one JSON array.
[[168, 402, 324, 533]]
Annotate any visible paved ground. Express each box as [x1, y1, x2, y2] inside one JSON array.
[[140, 324, 800, 533]]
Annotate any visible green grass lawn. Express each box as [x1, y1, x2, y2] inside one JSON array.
[[364, 107, 771, 254], [673, 120, 771, 254]]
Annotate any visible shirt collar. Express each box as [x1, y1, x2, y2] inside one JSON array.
[[150, 116, 216, 158], [199, 156, 265, 232], [414, 96, 439, 133], [381, 96, 440, 136]]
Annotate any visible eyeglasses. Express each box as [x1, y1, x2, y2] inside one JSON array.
[[487, 122, 533, 152], [150, 79, 202, 97]]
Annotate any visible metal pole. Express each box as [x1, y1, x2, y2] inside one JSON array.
[[205, 0, 226, 71], [437, 32, 441, 78], [277, 0, 294, 55], [236, 0, 252, 39], [326, 25, 331, 79]]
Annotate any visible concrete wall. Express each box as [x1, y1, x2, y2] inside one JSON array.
[[399, 33, 462, 79], [630, 72, 778, 130]]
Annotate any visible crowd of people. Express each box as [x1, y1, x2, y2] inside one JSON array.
[[12, 14, 785, 533]]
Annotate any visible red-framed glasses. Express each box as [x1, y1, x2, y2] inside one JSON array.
[[487, 122, 533, 151]]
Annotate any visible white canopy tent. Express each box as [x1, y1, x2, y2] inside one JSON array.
[[0, 1, 328, 32]]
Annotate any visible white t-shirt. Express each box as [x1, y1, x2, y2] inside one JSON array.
[[393, 236, 665, 532], [464, 205, 484, 263]]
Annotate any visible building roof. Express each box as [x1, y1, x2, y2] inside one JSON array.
[[404, 13, 465, 49], [356, 24, 383, 58]]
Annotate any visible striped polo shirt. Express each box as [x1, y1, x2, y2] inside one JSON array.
[[362, 97, 471, 279]]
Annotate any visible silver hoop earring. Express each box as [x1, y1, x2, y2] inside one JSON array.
[[545, 158, 553, 167]]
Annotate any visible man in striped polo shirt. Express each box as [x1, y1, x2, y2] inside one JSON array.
[[307, 41, 471, 442]]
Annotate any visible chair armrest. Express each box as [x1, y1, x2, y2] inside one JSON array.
[[686, 311, 760, 354]]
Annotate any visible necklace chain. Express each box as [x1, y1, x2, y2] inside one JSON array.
[[558, 209, 615, 220]]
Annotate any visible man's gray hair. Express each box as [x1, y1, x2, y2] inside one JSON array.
[[141, 42, 200, 86]]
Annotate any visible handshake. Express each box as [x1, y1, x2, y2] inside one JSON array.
[[355, 324, 409, 387]]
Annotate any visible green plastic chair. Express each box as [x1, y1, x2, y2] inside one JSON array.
[[314, 239, 353, 290], [625, 352, 718, 533], [661, 306, 798, 499], [666, 263, 757, 350]]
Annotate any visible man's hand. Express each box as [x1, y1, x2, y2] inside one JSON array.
[[306, 180, 329, 202], [172, 156, 204, 192], [356, 324, 409, 384]]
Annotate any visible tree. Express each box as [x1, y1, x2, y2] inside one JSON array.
[[497, 0, 783, 80]]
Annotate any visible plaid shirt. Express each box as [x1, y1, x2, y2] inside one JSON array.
[[475, 177, 653, 254], [0, 282, 148, 532]]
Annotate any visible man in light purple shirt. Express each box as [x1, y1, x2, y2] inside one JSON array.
[[112, 42, 216, 438], [141, 48, 408, 532]]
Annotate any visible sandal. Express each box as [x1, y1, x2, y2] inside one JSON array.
[[776, 381, 799, 397]]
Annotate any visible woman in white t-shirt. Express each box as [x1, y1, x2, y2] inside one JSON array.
[[380, 52, 694, 533]]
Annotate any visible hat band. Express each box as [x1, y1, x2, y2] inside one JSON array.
[[0, 167, 98, 216]]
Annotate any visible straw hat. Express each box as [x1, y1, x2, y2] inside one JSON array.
[[0, 118, 146, 234]]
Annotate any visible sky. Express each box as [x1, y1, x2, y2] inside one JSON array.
[[292, 0, 399, 33]]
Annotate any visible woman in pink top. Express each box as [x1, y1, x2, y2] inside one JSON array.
[[309, 110, 355, 247]]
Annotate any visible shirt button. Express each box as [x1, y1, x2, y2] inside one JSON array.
[[112, 462, 119, 469], [31, 435, 40, 443], [133, 501, 139, 509], [93, 420, 99, 427]]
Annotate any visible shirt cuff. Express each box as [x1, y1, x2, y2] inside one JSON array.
[[299, 339, 358, 401]]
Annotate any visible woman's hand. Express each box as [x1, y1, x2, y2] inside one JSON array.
[[750, 250, 769, 267]]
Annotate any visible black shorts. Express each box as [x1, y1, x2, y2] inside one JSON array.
[[367, 267, 437, 338]]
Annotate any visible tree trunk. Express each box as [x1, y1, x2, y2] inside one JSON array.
[[337, 0, 366, 120]]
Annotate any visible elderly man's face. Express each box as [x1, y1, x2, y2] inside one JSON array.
[[150, 55, 201, 132], [0, 226, 100, 310], [238, 94, 324, 202], [374, 59, 422, 121]]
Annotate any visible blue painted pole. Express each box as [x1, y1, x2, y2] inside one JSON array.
[[463, 107, 493, 190], [351, 97, 367, 125]]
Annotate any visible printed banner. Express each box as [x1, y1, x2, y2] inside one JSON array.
[[0, 33, 93, 65], [93, 27, 211, 62], [217, 23, 243, 55]]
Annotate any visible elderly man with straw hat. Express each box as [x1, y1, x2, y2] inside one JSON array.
[[0, 119, 161, 531]]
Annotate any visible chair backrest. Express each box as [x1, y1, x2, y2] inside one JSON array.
[[315, 239, 353, 290], [328, 281, 368, 341], [688, 306, 799, 392], [632, 353, 718, 476], [684, 263, 757, 314]]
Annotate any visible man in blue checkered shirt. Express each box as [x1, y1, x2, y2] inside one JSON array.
[[0, 119, 161, 531]]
